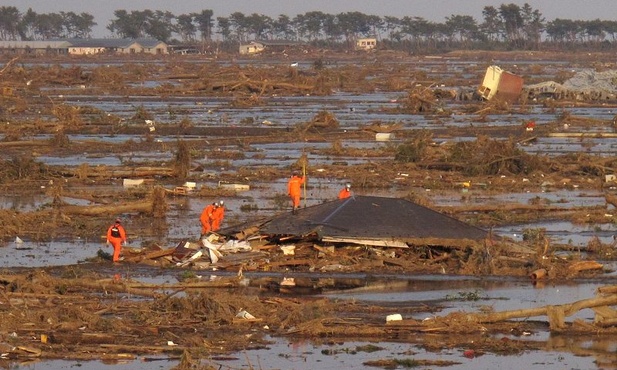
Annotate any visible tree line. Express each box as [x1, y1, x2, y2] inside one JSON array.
[[1, 3, 617, 51]]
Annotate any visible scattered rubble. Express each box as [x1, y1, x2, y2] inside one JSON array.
[[2, 50, 617, 367], [108, 195, 610, 283], [524, 69, 617, 101]]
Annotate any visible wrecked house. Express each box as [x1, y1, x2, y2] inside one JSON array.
[[478, 65, 524, 103], [523, 69, 617, 101], [127, 196, 494, 271], [231, 195, 488, 249]]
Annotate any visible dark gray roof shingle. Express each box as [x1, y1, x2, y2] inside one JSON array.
[[260, 195, 488, 243]]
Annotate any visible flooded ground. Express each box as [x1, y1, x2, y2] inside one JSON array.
[[3, 50, 617, 369], [3, 260, 615, 369]]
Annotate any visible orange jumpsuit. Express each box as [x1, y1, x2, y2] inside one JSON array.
[[200, 203, 216, 234], [106, 222, 127, 262], [287, 175, 305, 210], [338, 188, 351, 199], [212, 205, 225, 231]]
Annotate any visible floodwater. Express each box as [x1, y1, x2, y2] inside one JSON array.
[[4, 57, 617, 369], [3, 256, 616, 369], [5, 338, 600, 370], [219, 337, 600, 370], [3, 236, 617, 369]]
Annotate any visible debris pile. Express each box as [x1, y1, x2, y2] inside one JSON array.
[[110, 196, 608, 280], [524, 69, 617, 101]]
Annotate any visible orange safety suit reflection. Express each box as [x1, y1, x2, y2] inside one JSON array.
[[288, 174, 305, 211], [200, 203, 216, 234], [338, 188, 351, 199], [106, 221, 127, 262]]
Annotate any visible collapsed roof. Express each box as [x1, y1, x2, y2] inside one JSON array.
[[228, 196, 488, 248], [524, 69, 617, 101]]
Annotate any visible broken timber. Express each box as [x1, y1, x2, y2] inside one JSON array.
[[446, 294, 617, 331], [321, 236, 408, 248], [61, 200, 153, 216]]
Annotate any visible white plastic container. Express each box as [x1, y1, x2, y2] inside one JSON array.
[[376, 133, 395, 141], [386, 313, 403, 322]]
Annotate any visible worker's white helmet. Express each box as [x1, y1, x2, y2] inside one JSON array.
[[219, 200, 224, 206], [345, 183, 351, 189]]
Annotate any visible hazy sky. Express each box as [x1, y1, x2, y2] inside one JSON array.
[[5, 0, 617, 37]]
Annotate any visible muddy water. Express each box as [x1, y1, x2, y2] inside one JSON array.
[[219, 337, 599, 370], [3, 246, 608, 370], [12, 339, 598, 369], [3, 261, 613, 369]]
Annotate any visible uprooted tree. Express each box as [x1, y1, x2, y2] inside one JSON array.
[[447, 135, 545, 176]]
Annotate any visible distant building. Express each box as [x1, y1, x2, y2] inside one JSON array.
[[68, 38, 168, 55], [0, 41, 70, 55], [239, 41, 265, 55], [239, 39, 306, 55], [0, 38, 168, 55], [356, 38, 377, 51], [135, 38, 168, 55]]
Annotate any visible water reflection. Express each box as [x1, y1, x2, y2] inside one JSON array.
[[207, 336, 601, 370]]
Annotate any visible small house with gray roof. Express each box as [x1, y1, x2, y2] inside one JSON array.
[[222, 195, 489, 249]]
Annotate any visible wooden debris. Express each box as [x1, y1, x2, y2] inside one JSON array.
[[568, 260, 604, 274], [529, 268, 547, 280], [233, 226, 262, 241], [164, 186, 191, 196], [232, 317, 263, 324], [134, 247, 176, 261], [14, 346, 42, 357], [360, 122, 403, 133], [455, 294, 617, 331], [266, 259, 313, 268], [61, 200, 153, 216]]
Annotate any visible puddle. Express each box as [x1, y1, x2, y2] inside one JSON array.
[[524, 137, 617, 156], [7, 358, 177, 370], [325, 275, 604, 321], [214, 337, 599, 370], [494, 220, 617, 246], [32, 134, 179, 143], [432, 190, 606, 208], [6, 337, 611, 370], [0, 240, 110, 268]]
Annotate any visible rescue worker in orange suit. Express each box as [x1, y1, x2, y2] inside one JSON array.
[[287, 171, 305, 214], [200, 202, 217, 235], [212, 200, 225, 231], [338, 183, 352, 199], [106, 218, 127, 262]]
